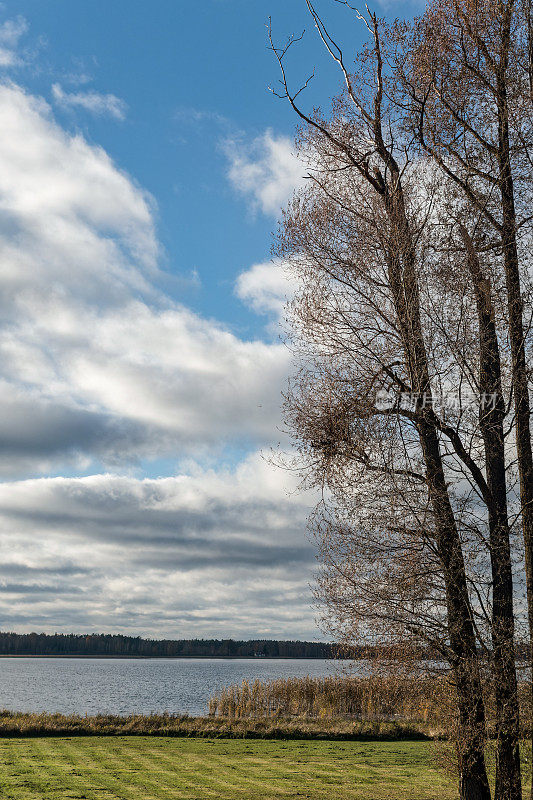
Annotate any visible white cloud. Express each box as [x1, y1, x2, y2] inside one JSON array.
[[0, 298, 289, 457], [0, 453, 317, 638], [52, 82, 128, 120], [236, 259, 299, 325], [0, 83, 290, 473], [0, 84, 156, 294], [0, 16, 28, 68], [0, 81, 315, 637], [225, 129, 307, 216]]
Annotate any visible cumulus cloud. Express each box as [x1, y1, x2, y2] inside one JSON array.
[[225, 129, 307, 216], [236, 259, 299, 323], [0, 84, 156, 295], [0, 83, 290, 474], [0, 454, 316, 638], [52, 83, 128, 120], [0, 297, 289, 473]]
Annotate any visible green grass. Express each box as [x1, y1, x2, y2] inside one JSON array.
[[0, 736, 455, 799]]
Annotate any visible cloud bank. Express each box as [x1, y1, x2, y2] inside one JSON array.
[[0, 82, 316, 637], [236, 259, 298, 322], [0, 454, 315, 638]]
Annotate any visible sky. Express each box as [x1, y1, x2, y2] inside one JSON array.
[[0, 0, 420, 640]]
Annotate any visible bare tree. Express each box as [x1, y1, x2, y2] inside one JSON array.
[[271, 8, 491, 798], [393, 4, 532, 796], [269, 2, 531, 798]]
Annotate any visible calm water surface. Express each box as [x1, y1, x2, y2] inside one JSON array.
[[0, 658, 341, 716]]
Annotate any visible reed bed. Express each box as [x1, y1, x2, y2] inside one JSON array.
[[208, 674, 533, 735], [208, 675, 454, 726]]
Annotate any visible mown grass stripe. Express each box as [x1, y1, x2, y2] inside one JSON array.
[[206, 750, 305, 796], [36, 737, 154, 800], [108, 740, 215, 799], [33, 737, 126, 800], [0, 736, 459, 800], [153, 747, 257, 798], [91, 737, 227, 799], [151, 745, 243, 798], [71, 738, 166, 800]]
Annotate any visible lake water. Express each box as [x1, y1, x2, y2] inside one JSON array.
[[0, 658, 341, 717]]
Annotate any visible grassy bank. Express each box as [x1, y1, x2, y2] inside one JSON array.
[[0, 736, 456, 799], [0, 710, 429, 740]]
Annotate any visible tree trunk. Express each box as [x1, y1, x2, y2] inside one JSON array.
[[498, 165, 532, 800], [461, 225, 522, 800], [385, 186, 491, 800], [419, 416, 491, 800], [495, 47, 532, 796]]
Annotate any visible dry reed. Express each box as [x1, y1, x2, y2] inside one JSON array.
[[208, 675, 533, 737], [208, 675, 453, 726]]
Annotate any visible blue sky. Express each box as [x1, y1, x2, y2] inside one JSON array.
[[8, 0, 329, 331], [6, 0, 412, 331], [0, 0, 419, 639]]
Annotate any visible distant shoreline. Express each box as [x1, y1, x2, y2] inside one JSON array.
[[0, 633, 340, 660], [0, 654, 341, 660]]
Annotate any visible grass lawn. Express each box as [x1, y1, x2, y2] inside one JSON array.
[[0, 736, 456, 800]]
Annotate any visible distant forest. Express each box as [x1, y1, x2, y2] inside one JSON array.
[[0, 632, 340, 658]]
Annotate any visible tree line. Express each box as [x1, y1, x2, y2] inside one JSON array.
[[0, 632, 338, 659]]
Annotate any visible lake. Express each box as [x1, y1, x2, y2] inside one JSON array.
[[0, 657, 341, 717]]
